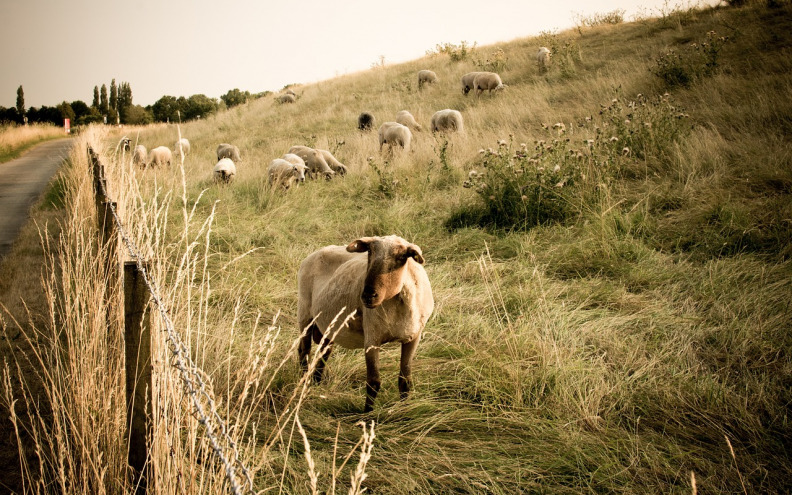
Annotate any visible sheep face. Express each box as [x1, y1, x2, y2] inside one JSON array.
[[347, 236, 425, 309]]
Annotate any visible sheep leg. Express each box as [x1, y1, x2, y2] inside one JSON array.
[[313, 340, 333, 383], [364, 346, 381, 413], [398, 338, 420, 399], [298, 324, 314, 375]]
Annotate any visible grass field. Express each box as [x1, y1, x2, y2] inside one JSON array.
[[2, 1, 791, 493], [0, 123, 68, 163]]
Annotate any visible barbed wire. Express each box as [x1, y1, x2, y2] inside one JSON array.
[[89, 147, 255, 494]]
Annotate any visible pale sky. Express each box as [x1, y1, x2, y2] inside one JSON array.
[[0, 0, 710, 109]]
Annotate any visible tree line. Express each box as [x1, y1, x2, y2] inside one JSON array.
[[0, 83, 271, 127]]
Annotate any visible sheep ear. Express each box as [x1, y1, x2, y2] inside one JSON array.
[[347, 238, 374, 253], [406, 245, 425, 264]]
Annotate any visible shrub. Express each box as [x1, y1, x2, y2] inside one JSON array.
[[427, 41, 477, 62], [651, 31, 731, 88], [538, 31, 581, 78], [368, 157, 400, 198], [574, 9, 626, 27], [473, 48, 508, 73]]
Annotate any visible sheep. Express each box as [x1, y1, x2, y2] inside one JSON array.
[[268, 158, 307, 189], [288, 145, 335, 179], [378, 122, 412, 153], [430, 109, 464, 134], [282, 153, 307, 168], [147, 146, 172, 167], [133, 145, 147, 167], [213, 158, 236, 183], [358, 112, 375, 131], [396, 110, 422, 132], [174, 138, 191, 158], [119, 136, 131, 152], [316, 149, 348, 176], [217, 143, 241, 162], [473, 72, 506, 96], [417, 69, 438, 89], [278, 94, 296, 104], [537, 47, 551, 71], [461, 71, 485, 95], [297, 235, 434, 412], [285, 88, 296, 96]]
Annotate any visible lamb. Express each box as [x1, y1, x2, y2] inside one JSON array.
[[316, 149, 348, 176], [461, 71, 484, 95], [473, 72, 506, 96], [417, 69, 438, 89], [430, 109, 464, 134], [358, 112, 375, 131], [133, 145, 147, 168], [396, 110, 422, 132], [378, 122, 412, 152], [537, 47, 551, 71], [147, 146, 172, 167], [297, 235, 434, 412], [288, 145, 335, 179], [213, 158, 237, 183], [174, 138, 191, 158], [217, 143, 241, 162], [268, 158, 307, 189], [278, 94, 296, 104]]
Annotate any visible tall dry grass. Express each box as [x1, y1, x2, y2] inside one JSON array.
[[0, 123, 67, 162]]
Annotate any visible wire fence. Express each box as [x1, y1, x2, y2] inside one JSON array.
[[89, 146, 255, 494]]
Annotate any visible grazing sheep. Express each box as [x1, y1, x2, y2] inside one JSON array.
[[174, 138, 191, 158], [288, 145, 335, 179], [278, 94, 296, 104], [316, 149, 348, 176], [473, 72, 506, 96], [378, 122, 412, 152], [537, 47, 551, 71], [119, 136, 131, 152], [358, 112, 375, 131], [285, 88, 296, 96], [461, 71, 485, 95], [297, 235, 434, 412], [282, 153, 307, 168], [430, 109, 464, 134], [213, 158, 237, 183], [396, 110, 422, 132], [133, 145, 147, 167], [417, 69, 438, 89], [217, 143, 241, 162], [268, 158, 307, 189], [147, 146, 172, 167]]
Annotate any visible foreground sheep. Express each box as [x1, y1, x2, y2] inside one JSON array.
[[396, 110, 422, 132], [316, 149, 348, 176], [217, 143, 241, 162], [358, 112, 375, 131], [268, 158, 307, 189], [147, 146, 172, 167], [431, 109, 464, 133], [133, 145, 147, 167], [461, 71, 484, 95], [288, 145, 335, 179], [213, 158, 236, 183], [378, 122, 412, 152], [297, 235, 434, 412], [473, 72, 505, 96], [174, 138, 191, 158], [537, 47, 551, 71], [417, 69, 438, 89]]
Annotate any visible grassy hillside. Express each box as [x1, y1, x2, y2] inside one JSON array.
[[4, 1, 791, 493]]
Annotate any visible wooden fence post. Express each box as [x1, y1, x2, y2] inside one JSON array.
[[125, 261, 154, 492]]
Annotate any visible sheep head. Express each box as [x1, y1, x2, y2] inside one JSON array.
[[347, 236, 425, 309]]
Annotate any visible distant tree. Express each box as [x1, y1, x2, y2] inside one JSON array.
[[16, 85, 25, 121], [92, 86, 100, 109], [27, 106, 61, 125], [118, 82, 132, 111], [100, 84, 109, 116], [110, 79, 118, 112], [57, 101, 75, 123], [0, 106, 20, 124], [182, 94, 218, 121], [151, 95, 179, 122], [220, 88, 250, 108], [122, 104, 153, 125], [70, 100, 90, 121]]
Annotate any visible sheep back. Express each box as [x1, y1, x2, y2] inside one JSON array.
[[217, 143, 241, 162], [288, 145, 335, 179], [148, 146, 173, 167], [431, 109, 464, 133], [396, 110, 422, 132], [358, 112, 375, 131]]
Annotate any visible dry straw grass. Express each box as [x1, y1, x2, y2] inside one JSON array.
[[0, 123, 66, 162]]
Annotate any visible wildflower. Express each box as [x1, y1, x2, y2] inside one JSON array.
[[468, 170, 479, 178], [609, 136, 619, 142], [555, 179, 566, 188], [521, 195, 528, 201], [520, 142, 527, 149], [478, 149, 486, 154], [498, 139, 508, 147], [643, 122, 652, 129], [624, 119, 631, 124], [487, 147, 495, 154], [463, 180, 471, 188], [622, 147, 631, 156], [367, 156, 374, 162], [585, 139, 595, 147], [553, 164, 561, 173], [541, 123, 549, 129], [489, 195, 496, 201]]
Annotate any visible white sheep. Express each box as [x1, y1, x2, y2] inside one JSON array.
[[417, 69, 438, 89], [147, 146, 172, 167], [297, 235, 434, 412], [378, 122, 412, 152], [473, 72, 505, 96], [537, 47, 551, 71], [174, 138, 191, 158], [285, 88, 297, 96], [213, 158, 236, 183], [316, 149, 348, 176], [430, 109, 464, 134], [217, 143, 241, 162], [396, 110, 422, 132], [288, 145, 335, 179], [133, 145, 147, 168], [461, 71, 485, 95], [282, 153, 307, 168], [268, 158, 307, 189]]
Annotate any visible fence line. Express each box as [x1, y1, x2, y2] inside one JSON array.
[[88, 146, 254, 494]]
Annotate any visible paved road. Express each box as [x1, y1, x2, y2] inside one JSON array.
[[0, 138, 73, 258]]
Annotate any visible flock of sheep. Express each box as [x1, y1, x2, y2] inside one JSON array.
[[125, 46, 551, 412]]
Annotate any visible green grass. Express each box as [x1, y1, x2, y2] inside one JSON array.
[[4, 2, 792, 494]]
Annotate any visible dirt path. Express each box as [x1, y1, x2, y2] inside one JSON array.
[[0, 138, 73, 259]]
